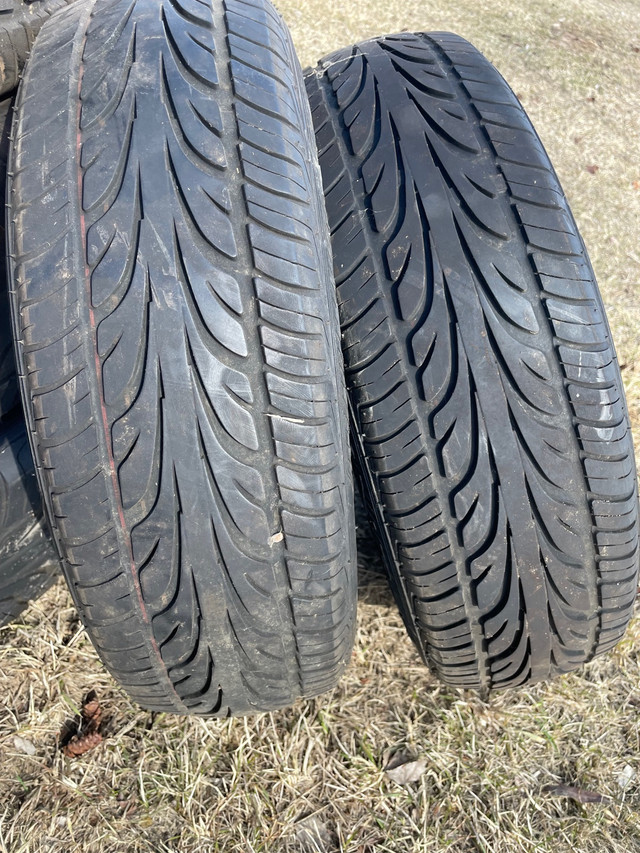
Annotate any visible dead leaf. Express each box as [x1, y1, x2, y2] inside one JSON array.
[[632, 181, 640, 191], [384, 750, 428, 786], [13, 736, 36, 756], [295, 816, 334, 853], [585, 164, 600, 175], [543, 783, 610, 804]]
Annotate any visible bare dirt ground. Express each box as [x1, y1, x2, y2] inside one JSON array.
[[1, 0, 640, 851]]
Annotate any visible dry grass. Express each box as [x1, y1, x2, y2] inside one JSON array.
[[2, 0, 640, 850]]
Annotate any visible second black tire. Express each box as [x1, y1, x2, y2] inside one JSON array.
[[9, 0, 355, 715], [306, 33, 639, 691], [0, 95, 19, 420], [0, 93, 59, 624], [0, 1, 79, 96]]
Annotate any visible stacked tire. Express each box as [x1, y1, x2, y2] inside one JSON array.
[[0, 90, 59, 627], [0, 1, 636, 717]]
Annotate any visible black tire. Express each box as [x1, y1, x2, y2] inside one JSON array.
[[0, 1, 78, 96], [306, 33, 639, 691], [0, 415, 58, 627], [0, 95, 19, 420], [9, 0, 355, 715], [0, 93, 57, 625]]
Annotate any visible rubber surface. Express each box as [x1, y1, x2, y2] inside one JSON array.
[[0, 95, 19, 420], [306, 32, 639, 691], [0, 91, 57, 625], [0, 416, 58, 627], [0, 1, 78, 96], [9, 0, 355, 716]]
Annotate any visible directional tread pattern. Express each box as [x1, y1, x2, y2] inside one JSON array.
[[0, 93, 57, 625], [306, 32, 639, 690], [0, 416, 58, 627], [0, 0, 78, 95], [9, 0, 355, 715]]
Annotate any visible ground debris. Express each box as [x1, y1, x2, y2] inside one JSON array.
[[383, 749, 427, 786], [13, 735, 36, 756], [295, 816, 335, 852], [543, 783, 610, 804], [617, 765, 636, 790], [82, 698, 102, 729], [59, 692, 104, 759], [62, 731, 102, 758]]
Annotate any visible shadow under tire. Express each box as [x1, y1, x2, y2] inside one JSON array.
[[0, 416, 59, 627], [305, 32, 639, 691], [9, 0, 355, 716]]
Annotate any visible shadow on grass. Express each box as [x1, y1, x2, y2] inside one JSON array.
[[354, 487, 396, 608]]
